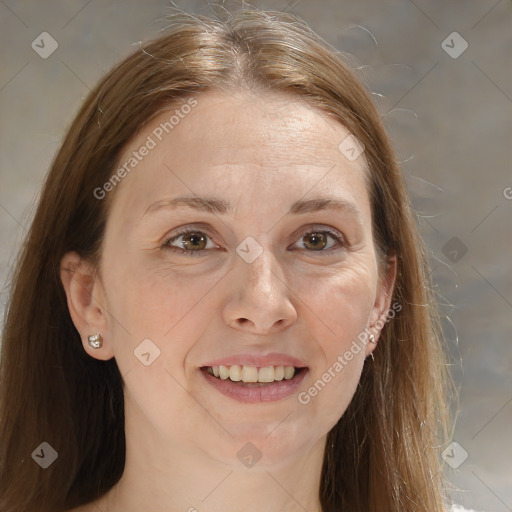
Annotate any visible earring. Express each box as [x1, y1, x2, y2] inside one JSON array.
[[88, 333, 103, 349], [369, 333, 376, 361]]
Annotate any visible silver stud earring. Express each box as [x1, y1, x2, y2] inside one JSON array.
[[87, 333, 103, 349], [369, 333, 377, 361]]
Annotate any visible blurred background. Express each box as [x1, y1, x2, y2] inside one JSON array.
[[0, 1, 511, 510]]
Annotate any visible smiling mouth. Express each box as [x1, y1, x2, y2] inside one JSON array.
[[201, 365, 307, 385]]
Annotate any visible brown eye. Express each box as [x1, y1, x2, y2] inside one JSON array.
[[295, 229, 345, 252], [163, 229, 218, 256], [181, 232, 208, 251], [303, 232, 329, 250]]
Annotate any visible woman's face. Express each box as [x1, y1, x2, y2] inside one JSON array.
[[69, 89, 393, 469]]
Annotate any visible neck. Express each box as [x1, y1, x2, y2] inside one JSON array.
[[96, 403, 326, 512]]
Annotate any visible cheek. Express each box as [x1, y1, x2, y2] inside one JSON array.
[[104, 253, 224, 337], [294, 260, 376, 342], [99, 252, 225, 392], [292, 263, 375, 425], [101, 263, 222, 436]]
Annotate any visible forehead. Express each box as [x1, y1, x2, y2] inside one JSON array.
[[108, 89, 369, 222], [171, 89, 357, 168]]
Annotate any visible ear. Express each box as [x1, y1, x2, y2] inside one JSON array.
[[366, 255, 397, 357], [60, 251, 114, 360]]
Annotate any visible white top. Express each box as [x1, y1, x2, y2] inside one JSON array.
[[450, 505, 483, 512]]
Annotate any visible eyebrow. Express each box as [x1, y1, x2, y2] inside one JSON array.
[[144, 195, 361, 218]]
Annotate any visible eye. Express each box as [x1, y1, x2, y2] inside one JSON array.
[[162, 229, 218, 256], [291, 227, 347, 253], [162, 225, 348, 257]]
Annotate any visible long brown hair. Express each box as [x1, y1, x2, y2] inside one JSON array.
[[0, 7, 452, 512]]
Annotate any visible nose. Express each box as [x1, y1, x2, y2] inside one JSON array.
[[221, 246, 298, 335]]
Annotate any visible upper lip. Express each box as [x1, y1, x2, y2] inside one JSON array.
[[200, 352, 308, 368]]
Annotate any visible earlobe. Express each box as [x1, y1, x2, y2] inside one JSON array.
[[367, 255, 397, 355], [60, 251, 114, 360]]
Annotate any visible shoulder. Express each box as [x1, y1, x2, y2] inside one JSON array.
[[449, 505, 485, 512]]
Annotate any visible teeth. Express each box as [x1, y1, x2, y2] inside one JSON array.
[[241, 365, 259, 382], [284, 366, 295, 380], [206, 365, 297, 383], [274, 365, 285, 381], [229, 365, 242, 381], [219, 365, 230, 380], [258, 366, 274, 383]]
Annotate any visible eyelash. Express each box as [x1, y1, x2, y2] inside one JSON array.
[[161, 226, 348, 257]]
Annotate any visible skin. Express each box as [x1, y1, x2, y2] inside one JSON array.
[[61, 89, 396, 512]]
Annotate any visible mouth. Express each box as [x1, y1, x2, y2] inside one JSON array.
[[202, 364, 305, 383], [199, 364, 309, 403]]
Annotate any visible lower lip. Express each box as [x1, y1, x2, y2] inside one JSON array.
[[200, 368, 308, 403]]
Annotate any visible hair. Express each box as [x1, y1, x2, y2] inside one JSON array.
[[0, 7, 453, 512]]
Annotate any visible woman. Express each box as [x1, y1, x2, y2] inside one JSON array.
[[0, 8, 458, 512]]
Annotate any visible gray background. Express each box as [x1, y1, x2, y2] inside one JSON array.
[[0, 1, 511, 510]]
